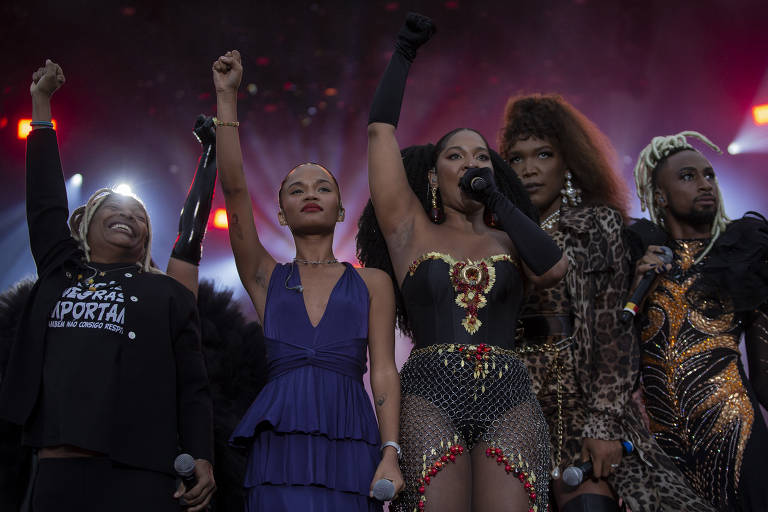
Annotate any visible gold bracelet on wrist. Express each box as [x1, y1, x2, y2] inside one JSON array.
[[213, 117, 239, 127]]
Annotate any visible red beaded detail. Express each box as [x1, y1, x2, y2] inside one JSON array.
[[484, 446, 539, 510], [406, 252, 516, 336], [415, 443, 465, 511]]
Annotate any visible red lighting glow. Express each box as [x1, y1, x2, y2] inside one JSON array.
[[18, 119, 57, 139], [753, 104, 768, 125], [213, 208, 228, 229]]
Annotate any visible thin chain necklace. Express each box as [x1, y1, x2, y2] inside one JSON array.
[[78, 262, 140, 291], [293, 257, 339, 265], [539, 210, 561, 231]]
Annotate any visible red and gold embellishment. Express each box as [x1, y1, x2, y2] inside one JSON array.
[[484, 445, 540, 512], [408, 252, 515, 335]]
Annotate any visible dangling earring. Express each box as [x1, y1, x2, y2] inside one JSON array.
[[278, 210, 287, 226], [560, 170, 582, 207], [429, 180, 444, 224], [337, 207, 345, 223]]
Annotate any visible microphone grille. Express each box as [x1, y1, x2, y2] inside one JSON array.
[[372, 478, 395, 501], [174, 453, 196, 477], [561, 466, 583, 487], [658, 246, 674, 264]]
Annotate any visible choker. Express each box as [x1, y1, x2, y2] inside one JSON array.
[[294, 257, 339, 265]]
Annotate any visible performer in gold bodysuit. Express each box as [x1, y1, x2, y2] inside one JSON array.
[[630, 131, 768, 512]]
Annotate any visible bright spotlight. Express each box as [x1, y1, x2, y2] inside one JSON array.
[[113, 183, 133, 195], [18, 119, 57, 139], [727, 142, 740, 155], [753, 104, 768, 125], [213, 208, 228, 229], [70, 173, 83, 187]]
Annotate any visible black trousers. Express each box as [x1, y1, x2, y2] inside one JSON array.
[[32, 457, 180, 512]]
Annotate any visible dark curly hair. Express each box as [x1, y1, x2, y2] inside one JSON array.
[[498, 94, 629, 220], [356, 128, 537, 337]]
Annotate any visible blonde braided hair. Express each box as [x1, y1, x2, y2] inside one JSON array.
[[68, 188, 159, 273], [633, 130, 729, 264]]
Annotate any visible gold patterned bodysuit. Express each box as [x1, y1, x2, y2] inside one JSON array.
[[640, 240, 761, 511]]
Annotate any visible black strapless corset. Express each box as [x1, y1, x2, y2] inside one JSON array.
[[401, 252, 523, 349]]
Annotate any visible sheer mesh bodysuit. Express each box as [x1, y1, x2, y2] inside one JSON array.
[[392, 252, 550, 512]]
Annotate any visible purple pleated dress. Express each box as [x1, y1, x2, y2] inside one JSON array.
[[230, 263, 382, 512]]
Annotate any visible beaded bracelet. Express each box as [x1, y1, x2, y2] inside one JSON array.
[[213, 117, 239, 127]]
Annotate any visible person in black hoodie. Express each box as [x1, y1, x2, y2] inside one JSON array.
[[0, 59, 215, 512]]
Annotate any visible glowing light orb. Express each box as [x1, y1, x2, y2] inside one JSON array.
[[114, 183, 133, 195], [753, 104, 768, 125], [17, 119, 57, 139], [213, 208, 228, 229]]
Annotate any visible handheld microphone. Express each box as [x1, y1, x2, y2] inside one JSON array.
[[562, 440, 634, 487], [621, 246, 673, 323], [174, 453, 197, 491], [372, 479, 395, 501], [470, 176, 488, 191]]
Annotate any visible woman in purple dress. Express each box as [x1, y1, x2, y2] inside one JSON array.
[[212, 50, 404, 511]]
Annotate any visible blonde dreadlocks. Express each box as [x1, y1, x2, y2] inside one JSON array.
[[68, 188, 158, 273], [633, 130, 729, 264]]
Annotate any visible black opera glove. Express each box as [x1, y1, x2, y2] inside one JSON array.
[[368, 12, 436, 127], [458, 167, 497, 203], [193, 114, 216, 148], [171, 115, 217, 265], [461, 168, 562, 276], [395, 12, 437, 62]]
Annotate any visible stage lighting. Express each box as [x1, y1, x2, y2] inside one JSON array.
[[114, 183, 133, 195], [753, 104, 768, 125], [727, 142, 740, 155], [18, 119, 57, 139], [213, 208, 228, 229], [70, 173, 83, 187]]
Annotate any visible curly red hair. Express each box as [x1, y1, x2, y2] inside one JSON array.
[[498, 93, 629, 220]]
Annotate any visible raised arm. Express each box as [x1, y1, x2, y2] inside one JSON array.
[[26, 59, 77, 273], [167, 115, 218, 297], [213, 50, 276, 319], [367, 13, 436, 247], [361, 268, 404, 499]]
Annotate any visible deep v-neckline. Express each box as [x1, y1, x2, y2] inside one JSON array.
[[296, 263, 349, 329]]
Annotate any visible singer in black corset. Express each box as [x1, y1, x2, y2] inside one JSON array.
[[630, 130, 768, 512], [0, 60, 215, 512], [498, 95, 712, 511], [357, 14, 568, 512]]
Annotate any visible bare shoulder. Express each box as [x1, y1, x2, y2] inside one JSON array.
[[355, 267, 395, 297]]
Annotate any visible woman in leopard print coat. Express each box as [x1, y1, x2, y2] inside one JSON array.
[[498, 94, 713, 512]]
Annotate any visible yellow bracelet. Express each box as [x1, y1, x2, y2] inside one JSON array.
[[213, 117, 240, 127]]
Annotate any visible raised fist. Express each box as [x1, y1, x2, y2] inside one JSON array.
[[193, 115, 216, 146], [212, 50, 242, 93], [395, 12, 437, 61], [30, 59, 65, 97]]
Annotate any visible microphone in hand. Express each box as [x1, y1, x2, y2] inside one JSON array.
[[174, 453, 198, 494], [562, 440, 634, 487], [459, 167, 496, 202], [621, 246, 673, 323], [372, 478, 396, 501]]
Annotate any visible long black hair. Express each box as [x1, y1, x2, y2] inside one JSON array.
[[356, 128, 536, 337]]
